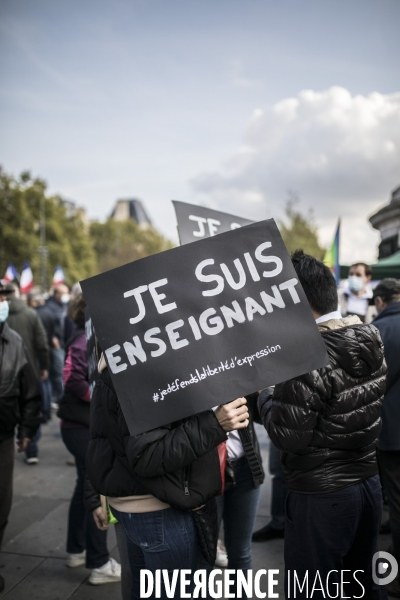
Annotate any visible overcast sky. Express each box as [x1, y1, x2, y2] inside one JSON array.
[[1, 0, 399, 263]]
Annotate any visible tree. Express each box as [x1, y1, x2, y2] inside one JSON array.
[[278, 192, 326, 260], [89, 218, 173, 274], [0, 168, 96, 287]]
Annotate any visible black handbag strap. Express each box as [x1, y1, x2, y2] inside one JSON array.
[[238, 427, 264, 484]]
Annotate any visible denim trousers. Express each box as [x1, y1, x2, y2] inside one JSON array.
[[216, 455, 261, 572], [61, 427, 109, 568], [284, 475, 386, 600], [25, 376, 52, 458], [112, 506, 204, 600], [50, 347, 64, 403], [269, 440, 287, 530], [40, 377, 52, 420]]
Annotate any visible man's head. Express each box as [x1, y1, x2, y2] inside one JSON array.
[[4, 282, 19, 298], [291, 250, 338, 319], [373, 278, 400, 313], [53, 283, 70, 305], [27, 290, 45, 308], [348, 263, 372, 296]]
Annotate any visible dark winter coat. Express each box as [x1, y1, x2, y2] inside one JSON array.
[[45, 296, 65, 344], [259, 317, 387, 494], [0, 323, 42, 441], [36, 304, 57, 347], [7, 297, 49, 370], [86, 367, 227, 510], [372, 301, 400, 451]]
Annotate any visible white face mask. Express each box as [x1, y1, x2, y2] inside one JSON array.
[[0, 300, 9, 323], [61, 293, 70, 304], [348, 275, 364, 293]]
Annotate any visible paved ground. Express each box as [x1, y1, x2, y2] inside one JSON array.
[[0, 418, 393, 599]]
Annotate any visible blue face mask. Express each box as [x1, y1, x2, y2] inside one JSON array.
[[0, 300, 9, 323], [348, 275, 364, 293]]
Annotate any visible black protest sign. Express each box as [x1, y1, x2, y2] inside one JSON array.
[[172, 200, 254, 245], [84, 308, 99, 397], [80, 219, 329, 436]]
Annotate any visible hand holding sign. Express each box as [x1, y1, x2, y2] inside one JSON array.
[[215, 398, 249, 432]]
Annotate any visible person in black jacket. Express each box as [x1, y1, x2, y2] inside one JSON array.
[[0, 284, 41, 593], [87, 356, 249, 599], [259, 251, 387, 600], [372, 278, 400, 598]]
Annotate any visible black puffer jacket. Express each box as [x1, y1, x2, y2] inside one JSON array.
[[259, 318, 387, 493], [86, 367, 228, 510]]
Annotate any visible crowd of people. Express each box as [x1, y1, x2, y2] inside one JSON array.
[[0, 254, 400, 599]]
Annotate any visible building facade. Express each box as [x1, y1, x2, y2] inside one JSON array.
[[369, 186, 400, 259], [111, 199, 152, 227]]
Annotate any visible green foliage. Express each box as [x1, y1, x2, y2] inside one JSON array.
[[89, 218, 174, 274], [0, 168, 96, 286], [278, 193, 326, 260], [0, 167, 174, 288]]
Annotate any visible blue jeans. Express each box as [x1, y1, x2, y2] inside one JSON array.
[[40, 377, 52, 421], [285, 475, 386, 600], [216, 455, 261, 573], [25, 375, 52, 458], [269, 440, 287, 530], [61, 427, 109, 568], [50, 347, 64, 404], [112, 507, 203, 600]]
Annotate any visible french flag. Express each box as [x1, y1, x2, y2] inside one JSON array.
[[3, 263, 18, 283], [20, 261, 34, 294], [52, 266, 65, 287]]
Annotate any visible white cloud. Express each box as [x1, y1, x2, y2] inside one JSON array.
[[192, 86, 400, 263]]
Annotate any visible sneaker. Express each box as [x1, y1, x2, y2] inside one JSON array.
[[215, 539, 228, 568], [89, 558, 121, 585], [252, 522, 285, 542], [25, 456, 39, 465], [66, 550, 86, 568]]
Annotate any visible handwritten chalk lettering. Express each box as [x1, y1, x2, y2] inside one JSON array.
[[151, 344, 282, 402], [189, 215, 222, 238], [195, 241, 283, 297], [104, 279, 298, 374], [124, 279, 177, 324], [81, 217, 330, 436]]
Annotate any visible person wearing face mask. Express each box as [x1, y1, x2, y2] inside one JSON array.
[[0, 284, 42, 593], [340, 262, 375, 323], [372, 279, 400, 599], [46, 283, 71, 406]]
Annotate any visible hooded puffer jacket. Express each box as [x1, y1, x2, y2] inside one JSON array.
[[86, 367, 228, 510], [262, 319, 387, 493]]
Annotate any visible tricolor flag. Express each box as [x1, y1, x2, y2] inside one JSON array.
[[3, 263, 18, 283], [52, 266, 65, 287], [20, 261, 34, 293], [324, 219, 341, 285]]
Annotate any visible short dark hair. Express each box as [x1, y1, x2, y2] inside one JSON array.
[[373, 278, 400, 304], [291, 250, 338, 315], [68, 293, 86, 328], [350, 262, 372, 278]]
